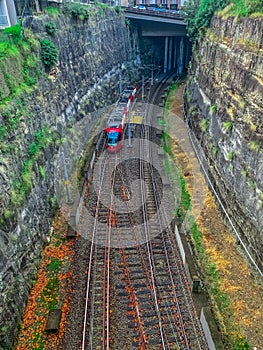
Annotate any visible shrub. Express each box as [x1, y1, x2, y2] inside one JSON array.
[[63, 3, 90, 20], [29, 142, 39, 156], [40, 39, 58, 68], [0, 124, 7, 141], [3, 23, 22, 43], [182, 0, 229, 42], [45, 22, 56, 36]]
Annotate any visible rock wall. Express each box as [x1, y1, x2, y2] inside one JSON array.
[[185, 15, 263, 273], [0, 7, 138, 348]]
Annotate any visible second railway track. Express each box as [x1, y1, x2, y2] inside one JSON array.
[[76, 72, 209, 349]]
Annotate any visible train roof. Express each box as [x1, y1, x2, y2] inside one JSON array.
[[107, 115, 123, 128], [122, 91, 131, 99], [125, 86, 136, 91]]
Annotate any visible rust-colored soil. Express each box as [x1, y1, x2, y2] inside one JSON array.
[[167, 82, 263, 349]]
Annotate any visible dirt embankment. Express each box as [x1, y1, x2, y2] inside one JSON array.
[[167, 82, 263, 350]]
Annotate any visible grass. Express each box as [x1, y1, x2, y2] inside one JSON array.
[[0, 24, 41, 105], [45, 6, 61, 17]]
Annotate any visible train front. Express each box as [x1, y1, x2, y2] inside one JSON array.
[[105, 125, 123, 152]]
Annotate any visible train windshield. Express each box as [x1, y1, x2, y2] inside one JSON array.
[[107, 131, 120, 146]]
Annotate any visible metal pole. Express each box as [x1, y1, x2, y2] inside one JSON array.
[[127, 102, 132, 147], [164, 36, 169, 73], [151, 63, 154, 85], [119, 72, 122, 97], [142, 75, 145, 102], [61, 150, 72, 204]]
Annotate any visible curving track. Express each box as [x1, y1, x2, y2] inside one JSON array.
[[79, 72, 209, 349]]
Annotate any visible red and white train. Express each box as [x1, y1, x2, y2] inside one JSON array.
[[105, 86, 137, 152]]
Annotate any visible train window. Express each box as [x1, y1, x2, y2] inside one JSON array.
[[107, 131, 119, 146]]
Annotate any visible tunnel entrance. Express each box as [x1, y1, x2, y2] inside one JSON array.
[[138, 35, 191, 76]]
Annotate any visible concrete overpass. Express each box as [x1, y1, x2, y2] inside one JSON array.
[[125, 8, 190, 75]]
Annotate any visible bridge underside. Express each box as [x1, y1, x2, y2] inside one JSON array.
[[129, 18, 190, 75]]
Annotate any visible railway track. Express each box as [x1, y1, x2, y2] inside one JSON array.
[[79, 72, 209, 349]]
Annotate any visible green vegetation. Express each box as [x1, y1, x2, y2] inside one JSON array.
[[222, 0, 263, 17], [3, 22, 22, 43], [241, 169, 248, 177], [163, 83, 252, 350], [114, 5, 124, 13], [0, 23, 41, 104], [45, 6, 61, 17], [223, 121, 233, 131], [200, 118, 209, 132], [63, 2, 91, 20], [210, 104, 217, 113], [182, 0, 263, 42], [40, 39, 58, 68], [226, 150, 235, 160], [45, 22, 56, 36], [63, 2, 122, 20], [248, 140, 260, 151], [41, 276, 59, 310], [39, 166, 47, 179], [0, 126, 59, 221], [182, 0, 229, 42], [47, 258, 62, 272]]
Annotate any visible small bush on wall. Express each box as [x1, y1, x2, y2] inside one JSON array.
[[45, 22, 56, 36], [40, 39, 58, 68]]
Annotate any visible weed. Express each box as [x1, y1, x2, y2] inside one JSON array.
[[47, 258, 62, 272], [249, 123, 257, 132], [190, 222, 204, 253], [49, 194, 58, 210], [241, 169, 248, 177], [212, 146, 218, 156], [232, 336, 250, 349], [0, 124, 7, 141], [45, 6, 61, 17], [39, 166, 46, 179], [63, 3, 91, 20], [42, 277, 59, 296], [248, 140, 260, 151], [29, 142, 40, 156], [18, 41, 31, 55], [223, 121, 233, 131], [200, 118, 209, 132], [210, 104, 217, 113], [115, 6, 123, 13], [226, 150, 235, 160]]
